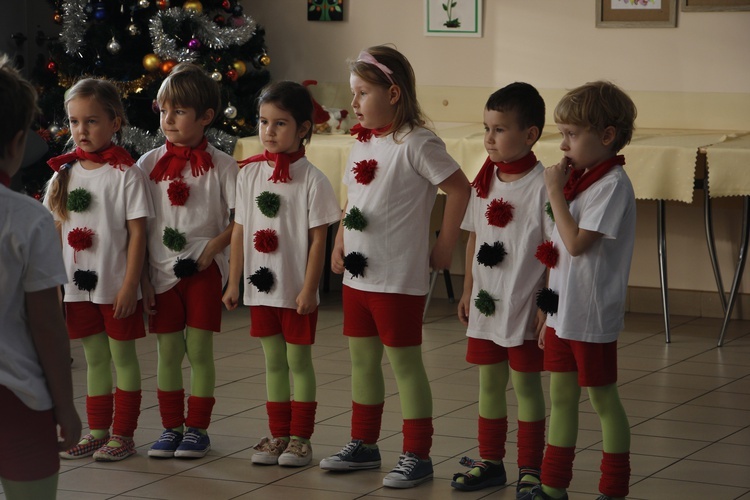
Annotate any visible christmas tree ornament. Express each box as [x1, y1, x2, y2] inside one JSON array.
[[48, 124, 61, 136], [94, 56, 104, 68], [230, 15, 246, 27], [211, 70, 222, 81], [127, 21, 141, 36], [214, 14, 225, 24], [46, 59, 58, 74], [157, 0, 170, 9], [258, 53, 271, 66], [143, 53, 161, 71], [138, 0, 150, 8], [232, 4, 243, 15], [54, 10, 63, 24], [84, 2, 95, 16], [94, 2, 106, 20], [187, 38, 202, 50], [107, 37, 121, 55], [232, 60, 246, 76], [225, 68, 238, 81], [222, 0, 232, 11], [183, 0, 203, 13], [223, 104, 237, 119], [161, 60, 176, 73]]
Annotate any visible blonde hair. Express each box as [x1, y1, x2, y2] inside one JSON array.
[[554, 80, 637, 153], [46, 78, 127, 220], [348, 45, 426, 141], [156, 62, 221, 122], [0, 54, 39, 159]]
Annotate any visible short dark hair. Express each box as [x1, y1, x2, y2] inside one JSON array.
[[157, 63, 221, 123], [485, 82, 545, 142], [257, 81, 314, 146], [0, 54, 39, 156]]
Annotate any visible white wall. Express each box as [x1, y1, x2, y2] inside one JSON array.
[[247, 0, 750, 93]]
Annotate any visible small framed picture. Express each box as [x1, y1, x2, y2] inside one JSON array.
[[597, 0, 678, 28], [681, 0, 750, 11], [425, 0, 482, 37], [308, 0, 344, 22]]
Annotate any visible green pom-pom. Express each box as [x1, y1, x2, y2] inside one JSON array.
[[545, 201, 555, 222], [163, 226, 187, 252], [474, 289, 497, 317], [342, 206, 368, 231], [256, 191, 281, 218], [67, 188, 92, 213]]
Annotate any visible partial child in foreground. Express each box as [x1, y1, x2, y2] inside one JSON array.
[[519, 81, 637, 500], [453, 82, 550, 497], [224, 81, 340, 467], [0, 53, 81, 500]]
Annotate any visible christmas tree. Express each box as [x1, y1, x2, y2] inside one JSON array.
[[20, 0, 270, 198]]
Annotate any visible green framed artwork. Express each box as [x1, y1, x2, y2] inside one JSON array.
[[425, 0, 482, 37], [308, 0, 344, 21]]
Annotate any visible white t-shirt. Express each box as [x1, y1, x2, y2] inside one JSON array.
[[342, 126, 460, 295], [47, 163, 152, 303], [461, 163, 553, 347], [235, 157, 341, 308], [138, 143, 237, 293], [546, 165, 636, 343], [0, 185, 68, 410]]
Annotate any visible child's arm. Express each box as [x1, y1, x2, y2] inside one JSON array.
[[331, 199, 347, 274], [297, 223, 329, 315], [222, 222, 244, 311], [431, 170, 471, 270], [545, 158, 602, 256], [140, 247, 156, 316], [535, 268, 550, 345], [113, 217, 147, 319], [26, 287, 82, 450], [197, 209, 235, 271], [457, 231, 475, 326]]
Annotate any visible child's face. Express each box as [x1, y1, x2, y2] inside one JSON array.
[[556, 123, 615, 171], [159, 101, 214, 148], [258, 103, 310, 155], [483, 109, 536, 164], [349, 73, 397, 130], [67, 96, 121, 154]]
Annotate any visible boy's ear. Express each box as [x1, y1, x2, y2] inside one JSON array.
[[113, 116, 122, 133], [388, 85, 401, 105], [298, 120, 312, 139], [601, 126, 616, 147], [525, 126, 540, 146], [199, 108, 215, 126]]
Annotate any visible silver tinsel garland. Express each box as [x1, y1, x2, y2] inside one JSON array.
[[123, 125, 237, 157], [60, 0, 88, 55], [149, 7, 257, 62]]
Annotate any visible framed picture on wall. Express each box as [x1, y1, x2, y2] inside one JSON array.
[[596, 0, 678, 27], [425, 0, 482, 37], [681, 0, 750, 11], [308, 0, 344, 21]]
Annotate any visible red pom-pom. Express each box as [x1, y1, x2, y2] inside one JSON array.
[[535, 240, 559, 268], [353, 159, 378, 185], [485, 198, 514, 228], [253, 228, 279, 253], [68, 227, 94, 263], [167, 179, 190, 206]]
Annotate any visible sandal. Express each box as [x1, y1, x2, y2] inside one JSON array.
[[450, 456, 507, 491], [516, 485, 569, 500], [516, 466, 542, 498]]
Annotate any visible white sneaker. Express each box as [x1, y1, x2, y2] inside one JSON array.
[[278, 439, 312, 467], [251, 436, 288, 465]]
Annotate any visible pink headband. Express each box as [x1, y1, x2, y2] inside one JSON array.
[[356, 51, 395, 85]]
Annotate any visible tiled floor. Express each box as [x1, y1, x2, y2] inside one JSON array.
[[9, 295, 750, 499]]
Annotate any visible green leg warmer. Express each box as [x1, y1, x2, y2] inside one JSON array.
[[478, 362, 509, 420], [511, 368, 546, 423], [384, 345, 432, 420], [588, 384, 630, 453], [109, 337, 141, 392], [82, 332, 113, 397], [186, 327, 215, 398], [547, 371, 580, 448], [260, 334, 291, 402], [156, 331, 186, 392], [1, 473, 58, 500], [350, 337, 385, 405]]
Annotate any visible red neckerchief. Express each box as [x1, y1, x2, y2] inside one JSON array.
[[149, 137, 214, 183], [237, 147, 306, 183], [0, 171, 10, 187], [563, 155, 625, 201], [47, 144, 135, 172], [470, 152, 537, 199], [349, 123, 392, 143]]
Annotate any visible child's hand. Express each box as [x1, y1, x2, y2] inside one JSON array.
[[113, 284, 138, 319], [141, 278, 156, 316], [222, 286, 239, 311], [296, 289, 316, 315], [534, 308, 546, 340], [537, 319, 547, 350], [331, 240, 345, 274], [196, 241, 218, 272], [55, 405, 82, 451], [544, 156, 572, 192], [429, 241, 453, 271], [457, 293, 471, 326]]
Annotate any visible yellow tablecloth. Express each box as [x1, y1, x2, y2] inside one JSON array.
[[704, 133, 750, 198]]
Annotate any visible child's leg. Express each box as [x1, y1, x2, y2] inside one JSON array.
[[260, 334, 292, 439], [384, 345, 433, 459], [82, 332, 114, 440], [156, 331, 186, 431], [0, 474, 58, 500], [287, 343, 316, 441], [109, 338, 141, 444], [511, 368, 546, 492], [184, 327, 216, 430], [588, 383, 630, 499], [350, 336, 385, 444]]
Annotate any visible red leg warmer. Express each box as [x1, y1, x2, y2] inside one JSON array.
[[351, 401, 384, 445], [157, 389, 185, 429], [599, 451, 630, 498], [185, 395, 216, 430], [478, 416, 508, 461], [517, 419, 545, 469], [541, 445, 576, 489], [112, 388, 141, 437], [402, 418, 433, 459], [266, 401, 292, 438], [86, 393, 114, 431], [290, 400, 317, 440]]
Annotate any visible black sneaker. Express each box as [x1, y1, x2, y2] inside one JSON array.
[[319, 439, 381, 470], [382, 452, 433, 488]]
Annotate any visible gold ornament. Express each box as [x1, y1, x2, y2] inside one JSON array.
[[53, 10, 63, 24], [183, 0, 203, 12], [260, 54, 271, 66], [143, 53, 161, 72], [232, 60, 247, 77]]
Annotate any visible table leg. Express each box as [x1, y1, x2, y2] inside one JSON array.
[[717, 196, 750, 347], [657, 200, 671, 343], [703, 178, 728, 314]]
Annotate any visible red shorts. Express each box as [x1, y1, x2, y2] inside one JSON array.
[[342, 285, 425, 348], [466, 337, 544, 373], [250, 306, 318, 345], [65, 301, 146, 341], [149, 262, 222, 334], [543, 327, 618, 387], [0, 385, 59, 481]]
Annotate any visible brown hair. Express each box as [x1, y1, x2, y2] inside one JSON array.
[[0, 54, 39, 159], [45, 78, 127, 220], [257, 81, 314, 147], [156, 62, 221, 122], [348, 45, 426, 141], [554, 80, 637, 153]]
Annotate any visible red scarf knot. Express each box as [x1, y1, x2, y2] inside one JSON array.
[[47, 144, 135, 172], [238, 147, 305, 184], [563, 155, 625, 201], [150, 138, 214, 183], [0, 171, 10, 187], [471, 152, 538, 199], [349, 123, 392, 143]]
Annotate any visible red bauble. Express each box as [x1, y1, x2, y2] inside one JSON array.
[[225, 68, 238, 82], [353, 159, 378, 185], [161, 60, 177, 74], [253, 228, 279, 253], [47, 60, 58, 74], [535, 240, 559, 269], [485, 198, 514, 228]]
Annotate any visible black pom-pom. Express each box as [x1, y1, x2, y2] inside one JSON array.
[[343, 251, 368, 278], [476, 241, 507, 268], [248, 267, 274, 293], [73, 269, 98, 291], [536, 288, 559, 315], [173, 258, 199, 279]]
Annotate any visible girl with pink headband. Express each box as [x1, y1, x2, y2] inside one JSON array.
[[319, 45, 471, 489]]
